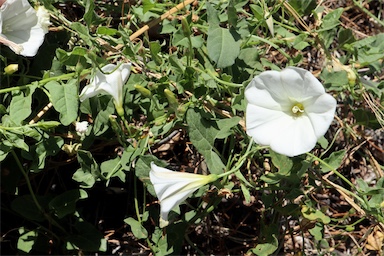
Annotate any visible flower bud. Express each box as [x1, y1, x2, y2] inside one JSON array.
[[134, 84, 152, 98], [164, 89, 178, 109], [181, 17, 191, 37], [4, 64, 18, 75], [75, 121, 89, 135]]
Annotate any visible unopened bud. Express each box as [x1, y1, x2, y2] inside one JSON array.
[[164, 89, 178, 109], [181, 17, 191, 37], [135, 84, 152, 98], [4, 64, 18, 75]]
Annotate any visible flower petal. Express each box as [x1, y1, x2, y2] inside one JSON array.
[[0, 0, 47, 56], [119, 63, 132, 83], [305, 94, 336, 137], [247, 70, 290, 106], [269, 115, 318, 157], [245, 78, 287, 111], [149, 162, 217, 225], [246, 103, 288, 146], [279, 67, 325, 101], [79, 63, 131, 105]]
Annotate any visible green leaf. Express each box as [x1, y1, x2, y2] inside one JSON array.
[[67, 220, 107, 252], [143, 0, 155, 13], [293, 34, 309, 50], [149, 41, 162, 65], [240, 183, 251, 204], [49, 189, 88, 218], [288, 0, 316, 15], [251, 234, 278, 256], [238, 47, 259, 67], [186, 109, 225, 174], [301, 205, 331, 224], [216, 116, 240, 139], [320, 150, 346, 173], [0, 129, 29, 151], [124, 217, 148, 239], [320, 69, 349, 90], [70, 22, 93, 46], [151, 227, 175, 255], [96, 26, 117, 35], [83, 0, 103, 26], [72, 150, 100, 188], [206, 2, 220, 28], [11, 195, 50, 221], [18, 227, 38, 253], [45, 79, 79, 126], [270, 150, 293, 175], [169, 54, 185, 74], [207, 27, 241, 68], [9, 85, 37, 124], [135, 155, 166, 197], [317, 136, 329, 149], [309, 223, 324, 241], [320, 8, 343, 31], [100, 157, 122, 180], [93, 100, 115, 136]]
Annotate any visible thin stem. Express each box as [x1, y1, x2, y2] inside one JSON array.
[[11, 150, 67, 234], [11, 150, 44, 213], [201, 69, 243, 88], [217, 138, 256, 179], [133, 174, 142, 223], [0, 70, 89, 94], [353, 0, 384, 27], [306, 152, 355, 189], [250, 35, 291, 59]]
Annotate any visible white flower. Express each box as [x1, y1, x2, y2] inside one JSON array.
[[0, 0, 49, 57], [79, 63, 131, 115], [245, 67, 336, 157], [149, 162, 218, 227], [75, 121, 89, 135]]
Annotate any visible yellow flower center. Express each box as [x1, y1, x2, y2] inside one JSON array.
[[291, 102, 304, 116]]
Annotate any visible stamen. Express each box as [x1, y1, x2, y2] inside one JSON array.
[[291, 103, 304, 116]]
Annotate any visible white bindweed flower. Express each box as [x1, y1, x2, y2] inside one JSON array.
[[75, 121, 89, 135], [149, 162, 218, 227], [79, 63, 132, 116], [245, 67, 336, 157], [0, 0, 49, 57]]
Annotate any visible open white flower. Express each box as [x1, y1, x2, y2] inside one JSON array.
[[245, 67, 336, 157], [0, 0, 49, 57], [79, 63, 131, 116], [149, 162, 218, 227]]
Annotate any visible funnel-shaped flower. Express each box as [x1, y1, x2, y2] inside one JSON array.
[[149, 162, 218, 227], [245, 67, 336, 157], [0, 0, 49, 57], [79, 63, 131, 116]]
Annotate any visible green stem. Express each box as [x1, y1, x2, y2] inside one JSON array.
[[133, 174, 142, 223], [249, 35, 291, 59], [353, 0, 384, 27], [12, 151, 44, 213], [11, 150, 67, 234], [217, 138, 257, 179], [0, 70, 89, 94], [306, 152, 355, 189], [201, 69, 243, 88]]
